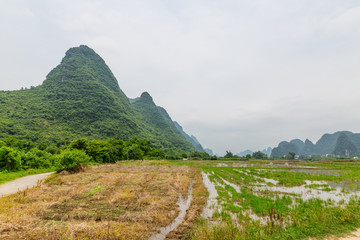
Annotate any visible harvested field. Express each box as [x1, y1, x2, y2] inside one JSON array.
[[3, 159, 360, 240], [0, 162, 206, 240]]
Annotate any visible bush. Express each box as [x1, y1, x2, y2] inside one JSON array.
[[128, 145, 144, 160], [252, 151, 268, 159], [55, 149, 91, 173], [0, 146, 21, 171], [45, 146, 60, 155], [21, 148, 52, 169]]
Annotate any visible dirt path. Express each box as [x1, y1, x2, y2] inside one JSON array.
[[0, 172, 54, 197], [330, 229, 360, 240]]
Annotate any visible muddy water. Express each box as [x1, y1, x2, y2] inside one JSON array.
[[231, 168, 359, 202], [234, 169, 279, 185], [221, 177, 242, 193], [255, 180, 360, 202], [149, 182, 193, 240], [201, 172, 219, 219], [290, 169, 340, 176]]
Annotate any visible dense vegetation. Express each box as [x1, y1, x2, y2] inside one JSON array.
[[0, 137, 152, 171], [0, 136, 217, 175], [0, 45, 200, 154]]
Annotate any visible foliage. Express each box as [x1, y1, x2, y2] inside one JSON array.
[[190, 151, 213, 160], [69, 137, 164, 162], [0, 146, 21, 171], [252, 151, 268, 159], [285, 152, 296, 160], [127, 145, 144, 160], [224, 150, 234, 158], [55, 149, 91, 173], [21, 148, 52, 169]]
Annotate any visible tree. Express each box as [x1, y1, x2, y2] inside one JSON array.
[[128, 145, 144, 160], [252, 151, 267, 159], [285, 152, 296, 160], [0, 146, 21, 171], [22, 148, 51, 169], [55, 149, 90, 173], [224, 150, 234, 158]]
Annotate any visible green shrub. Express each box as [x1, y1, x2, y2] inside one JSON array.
[[21, 148, 52, 169], [45, 146, 60, 155], [0, 146, 21, 171], [55, 149, 91, 173], [128, 145, 144, 160]]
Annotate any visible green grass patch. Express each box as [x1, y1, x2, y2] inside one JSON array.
[[84, 185, 104, 196]]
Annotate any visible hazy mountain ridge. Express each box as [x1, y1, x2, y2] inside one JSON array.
[[0, 45, 201, 152], [271, 131, 360, 157], [172, 121, 205, 152], [237, 147, 272, 157]]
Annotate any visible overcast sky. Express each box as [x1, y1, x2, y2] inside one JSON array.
[[1, 1, 360, 154]]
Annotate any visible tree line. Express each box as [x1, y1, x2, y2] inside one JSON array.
[[0, 137, 216, 173]]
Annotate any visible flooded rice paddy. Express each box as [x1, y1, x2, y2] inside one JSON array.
[[194, 160, 360, 239]]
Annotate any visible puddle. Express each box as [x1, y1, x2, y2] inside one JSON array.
[[201, 172, 220, 219], [305, 180, 327, 185], [231, 163, 256, 168], [262, 177, 278, 185], [217, 163, 228, 167], [269, 164, 317, 169], [255, 181, 360, 202], [290, 169, 340, 176], [149, 182, 193, 240], [234, 169, 278, 185], [221, 177, 242, 193], [328, 181, 360, 192]]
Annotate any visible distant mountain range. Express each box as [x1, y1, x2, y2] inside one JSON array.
[[0, 45, 204, 153], [271, 131, 360, 157], [204, 148, 214, 156], [172, 121, 205, 152], [237, 147, 272, 157]]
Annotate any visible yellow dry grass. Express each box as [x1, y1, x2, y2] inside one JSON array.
[[0, 162, 205, 240]]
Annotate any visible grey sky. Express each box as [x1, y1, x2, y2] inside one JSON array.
[[1, 1, 360, 154]]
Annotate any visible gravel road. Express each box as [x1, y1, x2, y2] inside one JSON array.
[[0, 172, 54, 197]]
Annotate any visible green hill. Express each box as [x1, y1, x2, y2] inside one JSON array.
[[333, 133, 358, 157], [173, 121, 204, 152], [271, 131, 360, 158], [0, 45, 198, 153], [131, 92, 194, 152]]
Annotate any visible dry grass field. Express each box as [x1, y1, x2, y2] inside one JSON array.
[[0, 162, 206, 240]]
